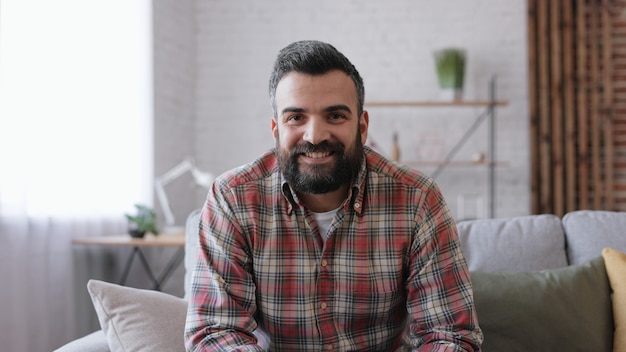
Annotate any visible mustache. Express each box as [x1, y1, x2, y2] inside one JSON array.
[[291, 141, 343, 155]]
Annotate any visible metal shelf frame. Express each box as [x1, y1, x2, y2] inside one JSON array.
[[365, 77, 507, 218]]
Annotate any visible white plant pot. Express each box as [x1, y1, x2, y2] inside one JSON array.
[[440, 88, 463, 101]]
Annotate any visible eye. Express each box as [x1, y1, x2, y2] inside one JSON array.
[[328, 112, 345, 121], [286, 114, 304, 123]]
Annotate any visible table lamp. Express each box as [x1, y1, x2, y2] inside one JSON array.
[[155, 158, 214, 228]]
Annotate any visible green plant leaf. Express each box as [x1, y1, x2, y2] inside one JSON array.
[[434, 48, 466, 89]]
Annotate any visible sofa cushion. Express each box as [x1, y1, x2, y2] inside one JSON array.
[[457, 214, 567, 272], [87, 279, 187, 352], [563, 210, 626, 265], [471, 256, 613, 352], [53, 330, 110, 352], [602, 247, 626, 352], [184, 208, 202, 299]]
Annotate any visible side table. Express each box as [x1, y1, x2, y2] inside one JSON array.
[[72, 233, 185, 291]]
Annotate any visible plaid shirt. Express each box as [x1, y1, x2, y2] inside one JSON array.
[[185, 146, 483, 351]]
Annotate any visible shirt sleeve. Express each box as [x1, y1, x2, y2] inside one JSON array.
[[403, 180, 484, 351], [184, 183, 265, 351]]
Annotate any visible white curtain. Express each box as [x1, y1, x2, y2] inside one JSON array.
[[0, 1, 153, 350]]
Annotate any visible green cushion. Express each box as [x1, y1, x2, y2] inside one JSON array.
[[471, 256, 613, 352]]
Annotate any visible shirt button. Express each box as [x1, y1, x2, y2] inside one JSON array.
[[326, 344, 333, 350], [321, 259, 328, 267], [320, 302, 327, 309], [354, 202, 361, 209]]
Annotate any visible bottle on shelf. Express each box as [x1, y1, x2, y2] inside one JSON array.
[[392, 132, 401, 162]]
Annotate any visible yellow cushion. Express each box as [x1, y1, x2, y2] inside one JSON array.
[[602, 247, 626, 352]]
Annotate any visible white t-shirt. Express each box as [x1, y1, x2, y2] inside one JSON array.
[[312, 207, 340, 243]]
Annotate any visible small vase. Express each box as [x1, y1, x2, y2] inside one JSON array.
[[439, 88, 463, 102], [128, 229, 146, 238]]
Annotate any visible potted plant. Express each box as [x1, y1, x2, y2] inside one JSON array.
[[434, 48, 466, 101], [125, 204, 159, 238]]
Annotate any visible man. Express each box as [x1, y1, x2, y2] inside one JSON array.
[[185, 40, 483, 351]]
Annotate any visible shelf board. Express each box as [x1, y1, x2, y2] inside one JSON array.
[[365, 100, 508, 107], [401, 161, 509, 167]]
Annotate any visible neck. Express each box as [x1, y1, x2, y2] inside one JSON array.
[[299, 184, 349, 213]]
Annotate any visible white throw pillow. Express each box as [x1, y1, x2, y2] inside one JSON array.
[[87, 279, 187, 352]]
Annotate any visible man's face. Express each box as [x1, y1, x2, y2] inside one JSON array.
[[271, 70, 369, 195]]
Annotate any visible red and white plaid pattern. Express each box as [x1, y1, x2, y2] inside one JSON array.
[[185, 146, 482, 351]]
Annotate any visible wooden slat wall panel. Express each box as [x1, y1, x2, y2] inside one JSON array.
[[551, 0, 565, 216], [538, 0, 553, 214], [528, 0, 540, 213], [590, 0, 603, 209], [529, 0, 619, 214], [563, 1, 577, 212], [602, 0, 615, 209], [614, 0, 626, 207], [576, 0, 590, 210]]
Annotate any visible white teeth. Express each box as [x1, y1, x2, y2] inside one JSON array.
[[305, 152, 330, 159]]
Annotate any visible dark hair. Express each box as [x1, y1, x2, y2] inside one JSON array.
[[269, 40, 365, 117]]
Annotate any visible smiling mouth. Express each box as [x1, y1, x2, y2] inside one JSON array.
[[304, 151, 332, 159]]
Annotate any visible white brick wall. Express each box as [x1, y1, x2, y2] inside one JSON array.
[[157, 0, 530, 220], [153, 0, 204, 230]]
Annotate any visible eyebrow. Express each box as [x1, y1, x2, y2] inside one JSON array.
[[280, 107, 306, 116], [325, 104, 352, 114], [280, 104, 352, 116]]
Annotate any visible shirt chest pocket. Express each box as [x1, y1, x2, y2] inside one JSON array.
[[341, 269, 405, 322]]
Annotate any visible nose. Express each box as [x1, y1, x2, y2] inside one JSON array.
[[302, 117, 330, 145]]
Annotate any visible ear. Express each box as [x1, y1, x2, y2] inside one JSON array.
[[271, 118, 278, 141], [359, 110, 369, 145]]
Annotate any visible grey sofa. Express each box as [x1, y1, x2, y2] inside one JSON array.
[[55, 210, 626, 351]]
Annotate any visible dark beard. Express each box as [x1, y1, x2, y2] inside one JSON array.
[[277, 135, 363, 195]]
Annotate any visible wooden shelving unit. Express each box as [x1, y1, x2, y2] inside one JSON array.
[[364, 78, 508, 218], [365, 100, 508, 107], [402, 161, 509, 167]]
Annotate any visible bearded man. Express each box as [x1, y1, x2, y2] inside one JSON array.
[[184, 40, 483, 352]]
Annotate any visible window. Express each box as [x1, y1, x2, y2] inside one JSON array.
[[0, 0, 153, 217]]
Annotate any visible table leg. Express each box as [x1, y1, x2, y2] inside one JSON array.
[[153, 247, 185, 290], [118, 247, 139, 285], [117, 245, 184, 291], [135, 247, 161, 290]]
